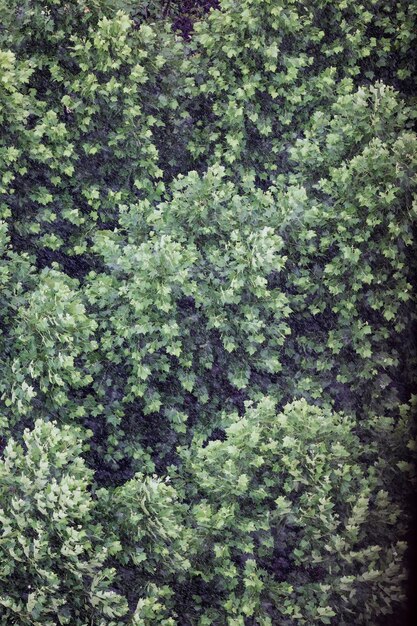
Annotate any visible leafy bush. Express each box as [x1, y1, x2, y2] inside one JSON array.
[[0, 0, 416, 624], [185, 0, 417, 176], [0, 420, 127, 625], [1, 268, 97, 429], [0, 2, 183, 261], [174, 398, 410, 625]]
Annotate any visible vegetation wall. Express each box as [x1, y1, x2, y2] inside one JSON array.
[[0, 1, 416, 624]]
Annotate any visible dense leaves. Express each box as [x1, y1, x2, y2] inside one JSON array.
[[0, 420, 128, 625], [0, 0, 416, 624], [175, 398, 412, 625]]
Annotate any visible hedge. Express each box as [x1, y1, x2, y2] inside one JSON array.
[[0, 1, 416, 624]]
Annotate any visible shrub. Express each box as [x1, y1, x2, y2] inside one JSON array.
[[0, 0, 415, 623], [0, 1, 184, 263], [1, 268, 97, 432], [0, 419, 128, 625], [84, 82, 416, 469], [175, 398, 410, 625], [185, 0, 417, 176]]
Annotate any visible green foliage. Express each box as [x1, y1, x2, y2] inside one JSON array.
[[185, 0, 417, 176], [0, 1, 184, 259], [174, 398, 410, 625], [86, 165, 290, 437], [108, 473, 191, 574], [279, 82, 417, 409], [0, 420, 127, 625], [1, 268, 97, 427], [0, 0, 416, 624]]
